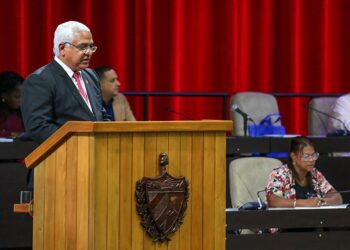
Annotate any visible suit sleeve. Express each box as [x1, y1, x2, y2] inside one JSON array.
[[121, 95, 136, 121], [124, 97, 136, 121], [21, 73, 59, 144]]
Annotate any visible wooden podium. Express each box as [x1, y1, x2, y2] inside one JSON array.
[[25, 121, 232, 250]]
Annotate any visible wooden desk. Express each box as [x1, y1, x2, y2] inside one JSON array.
[[0, 141, 37, 248], [226, 208, 350, 250], [0, 141, 37, 160], [226, 136, 350, 155]]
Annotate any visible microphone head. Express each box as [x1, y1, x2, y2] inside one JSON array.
[[101, 108, 112, 121], [256, 189, 267, 210], [231, 104, 239, 111]]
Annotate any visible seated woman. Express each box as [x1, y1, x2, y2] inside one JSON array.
[[0, 71, 25, 137], [266, 136, 342, 208]]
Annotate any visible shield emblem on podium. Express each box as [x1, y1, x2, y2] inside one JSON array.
[[135, 153, 189, 242]]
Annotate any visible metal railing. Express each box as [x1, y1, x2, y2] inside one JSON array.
[[124, 91, 345, 120], [124, 92, 230, 120]]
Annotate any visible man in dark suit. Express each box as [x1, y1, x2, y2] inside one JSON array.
[[21, 21, 104, 144]]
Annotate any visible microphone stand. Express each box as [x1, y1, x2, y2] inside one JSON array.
[[243, 115, 248, 137], [304, 104, 349, 136], [231, 104, 255, 136], [166, 108, 193, 120]]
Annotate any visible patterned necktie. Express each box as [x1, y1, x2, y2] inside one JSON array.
[[73, 72, 89, 103]]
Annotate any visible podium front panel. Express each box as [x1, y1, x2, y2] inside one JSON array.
[[32, 125, 228, 250]]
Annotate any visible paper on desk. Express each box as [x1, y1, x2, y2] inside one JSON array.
[[295, 204, 350, 209], [263, 134, 300, 138], [0, 137, 14, 142], [268, 204, 350, 210]]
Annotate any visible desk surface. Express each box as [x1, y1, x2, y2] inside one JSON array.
[[227, 207, 350, 229], [226, 136, 350, 154], [0, 141, 37, 160], [0, 141, 36, 248]]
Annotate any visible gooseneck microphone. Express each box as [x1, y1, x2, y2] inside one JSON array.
[[303, 104, 349, 136], [101, 107, 112, 121], [166, 107, 193, 120], [320, 189, 350, 198], [307, 189, 350, 207], [231, 104, 255, 136], [231, 104, 253, 121], [257, 190, 267, 210], [238, 189, 267, 210]]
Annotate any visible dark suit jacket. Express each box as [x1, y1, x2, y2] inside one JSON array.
[[21, 60, 104, 144]]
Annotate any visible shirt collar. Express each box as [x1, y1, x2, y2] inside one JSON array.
[[54, 56, 81, 78]]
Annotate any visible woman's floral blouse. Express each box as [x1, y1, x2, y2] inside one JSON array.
[[266, 165, 335, 200]]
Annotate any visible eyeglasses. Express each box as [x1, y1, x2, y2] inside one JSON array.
[[64, 42, 97, 53], [301, 152, 319, 161]]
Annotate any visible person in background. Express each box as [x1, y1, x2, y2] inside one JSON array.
[[21, 21, 104, 145], [266, 136, 342, 208], [94, 66, 135, 121], [0, 71, 25, 137], [327, 94, 350, 135]]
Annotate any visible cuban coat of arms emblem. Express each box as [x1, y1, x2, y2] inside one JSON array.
[[135, 153, 189, 242]]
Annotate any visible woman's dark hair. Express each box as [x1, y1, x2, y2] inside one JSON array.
[[288, 136, 315, 185], [289, 136, 314, 156], [94, 66, 113, 79], [0, 71, 24, 125], [0, 71, 24, 95]]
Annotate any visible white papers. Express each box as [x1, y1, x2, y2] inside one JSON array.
[[282, 134, 300, 138], [226, 208, 239, 212], [262, 134, 284, 137], [0, 137, 14, 142], [268, 204, 349, 210], [262, 134, 300, 138], [295, 204, 350, 209]]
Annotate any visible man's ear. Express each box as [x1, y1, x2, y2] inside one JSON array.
[[58, 43, 66, 56]]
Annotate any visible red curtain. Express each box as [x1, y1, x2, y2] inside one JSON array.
[[1, 0, 350, 134]]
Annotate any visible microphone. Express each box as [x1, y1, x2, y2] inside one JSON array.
[[166, 107, 193, 120], [238, 189, 267, 210], [101, 107, 112, 121], [304, 104, 349, 136], [231, 104, 255, 136], [231, 104, 253, 121], [257, 190, 267, 210], [306, 189, 350, 207], [306, 189, 350, 198]]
